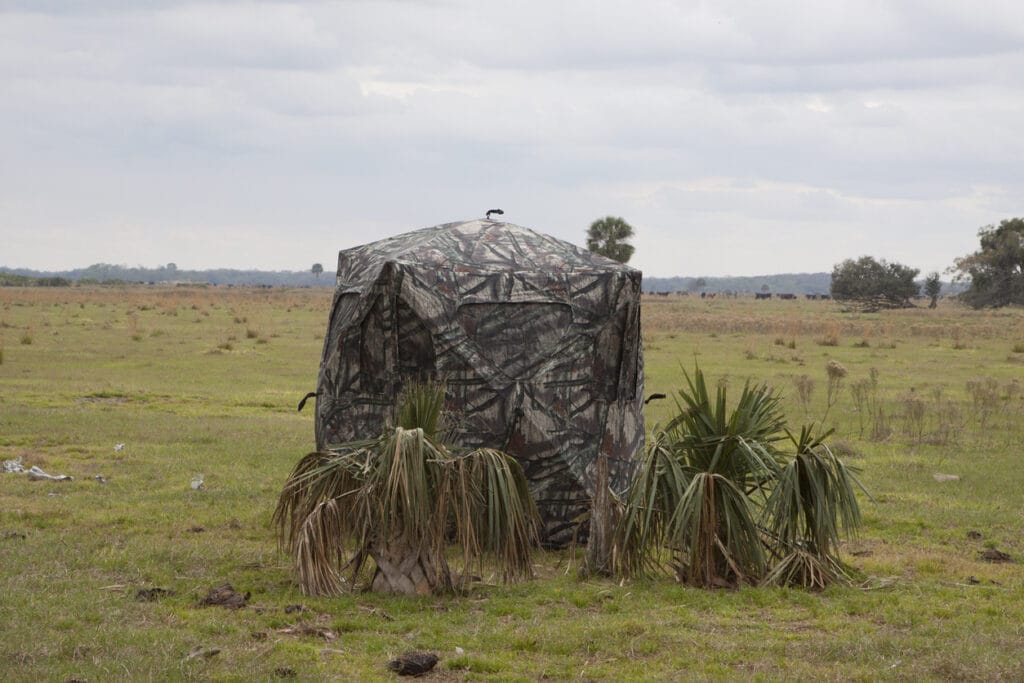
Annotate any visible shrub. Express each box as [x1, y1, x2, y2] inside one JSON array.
[[274, 382, 539, 596], [616, 366, 865, 589]]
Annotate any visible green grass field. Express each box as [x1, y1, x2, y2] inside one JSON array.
[[2, 286, 1023, 681]]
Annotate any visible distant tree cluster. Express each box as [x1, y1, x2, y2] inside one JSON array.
[[828, 217, 1024, 311], [830, 256, 919, 311], [953, 218, 1024, 309]]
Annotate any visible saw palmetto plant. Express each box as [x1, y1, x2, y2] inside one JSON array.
[[616, 366, 865, 589], [274, 382, 539, 596], [761, 426, 864, 588]]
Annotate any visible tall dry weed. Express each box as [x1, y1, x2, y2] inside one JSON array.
[[926, 387, 963, 446], [966, 377, 1000, 429], [793, 374, 815, 416], [822, 360, 847, 423], [900, 391, 927, 444], [849, 367, 889, 440]]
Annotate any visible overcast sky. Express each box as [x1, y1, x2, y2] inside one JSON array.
[[1, 1, 1022, 277]]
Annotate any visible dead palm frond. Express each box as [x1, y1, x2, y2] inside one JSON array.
[[273, 383, 540, 596], [761, 547, 851, 590]]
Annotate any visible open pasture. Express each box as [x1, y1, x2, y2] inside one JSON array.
[[2, 286, 1023, 681]]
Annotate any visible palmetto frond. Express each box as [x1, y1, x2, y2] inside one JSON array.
[[616, 433, 692, 578], [763, 426, 866, 566], [395, 380, 446, 437], [762, 547, 851, 590], [665, 368, 785, 491]]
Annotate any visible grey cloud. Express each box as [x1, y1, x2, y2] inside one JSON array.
[[2, 0, 1022, 276]]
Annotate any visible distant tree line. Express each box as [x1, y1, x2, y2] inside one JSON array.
[[0, 263, 334, 288], [0, 272, 71, 287], [644, 273, 834, 296]]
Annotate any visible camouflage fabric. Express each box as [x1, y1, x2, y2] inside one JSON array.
[[315, 218, 644, 544]]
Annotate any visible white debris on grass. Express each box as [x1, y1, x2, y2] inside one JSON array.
[[27, 466, 73, 482], [933, 473, 960, 482], [3, 458, 72, 481], [114, 443, 125, 452], [191, 474, 205, 490]]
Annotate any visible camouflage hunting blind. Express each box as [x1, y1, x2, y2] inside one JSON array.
[[315, 217, 644, 543]]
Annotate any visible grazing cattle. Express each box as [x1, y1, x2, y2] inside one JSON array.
[[778, 293, 797, 300], [820, 294, 831, 300], [755, 292, 772, 300]]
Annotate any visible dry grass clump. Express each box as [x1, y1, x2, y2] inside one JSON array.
[[828, 439, 861, 458], [951, 326, 969, 350], [817, 322, 841, 347]]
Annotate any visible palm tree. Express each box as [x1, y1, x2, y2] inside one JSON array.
[[274, 383, 540, 596], [616, 366, 864, 588], [761, 426, 863, 588], [586, 216, 635, 263]]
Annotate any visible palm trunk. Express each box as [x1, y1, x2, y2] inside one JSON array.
[[585, 454, 615, 576], [369, 538, 452, 595]]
